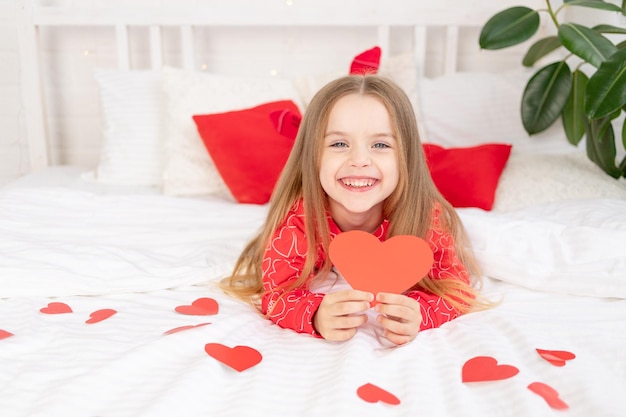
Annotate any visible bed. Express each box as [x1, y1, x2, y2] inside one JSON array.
[[4, 1, 626, 416]]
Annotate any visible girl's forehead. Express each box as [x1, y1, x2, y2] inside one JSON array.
[[326, 94, 392, 128]]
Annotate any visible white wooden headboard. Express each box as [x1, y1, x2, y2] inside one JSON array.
[[17, 0, 547, 173]]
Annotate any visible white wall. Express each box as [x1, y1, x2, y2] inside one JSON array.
[[0, 0, 28, 184]]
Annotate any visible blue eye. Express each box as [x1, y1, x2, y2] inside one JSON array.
[[373, 142, 391, 149], [330, 141, 348, 148]]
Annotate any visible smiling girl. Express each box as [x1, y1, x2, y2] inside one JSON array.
[[221, 75, 483, 345]]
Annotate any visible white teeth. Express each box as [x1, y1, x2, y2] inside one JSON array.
[[342, 178, 375, 187]]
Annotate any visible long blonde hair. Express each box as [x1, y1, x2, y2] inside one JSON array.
[[221, 75, 483, 313]]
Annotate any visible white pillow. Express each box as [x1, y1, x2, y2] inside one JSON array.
[[493, 151, 626, 211], [419, 70, 575, 154], [161, 67, 304, 197], [92, 70, 164, 186]]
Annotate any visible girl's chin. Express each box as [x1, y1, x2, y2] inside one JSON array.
[[330, 199, 384, 216]]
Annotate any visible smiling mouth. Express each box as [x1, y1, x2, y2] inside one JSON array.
[[340, 178, 377, 188]]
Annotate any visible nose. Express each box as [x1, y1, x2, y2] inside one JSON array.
[[349, 143, 371, 167]]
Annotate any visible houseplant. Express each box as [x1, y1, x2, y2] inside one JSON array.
[[479, 0, 626, 178]]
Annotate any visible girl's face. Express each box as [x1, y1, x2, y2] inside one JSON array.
[[320, 93, 399, 232]]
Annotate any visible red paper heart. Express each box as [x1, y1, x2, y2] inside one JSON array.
[[329, 230, 433, 304], [163, 322, 211, 335], [536, 348, 576, 367], [40, 302, 73, 314], [528, 382, 569, 410], [0, 329, 14, 340], [85, 309, 117, 324], [350, 46, 381, 75], [269, 109, 301, 140], [462, 356, 520, 383], [204, 343, 262, 372], [175, 298, 219, 316], [357, 383, 401, 405]]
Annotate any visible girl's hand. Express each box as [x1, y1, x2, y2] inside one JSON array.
[[313, 290, 373, 341], [375, 293, 422, 345]]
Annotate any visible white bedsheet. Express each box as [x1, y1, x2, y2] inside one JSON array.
[[1, 169, 625, 417], [1, 280, 625, 417]]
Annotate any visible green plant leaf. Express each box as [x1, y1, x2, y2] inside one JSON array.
[[585, 116, 622, 177], [586, 48, 626, 118], [563, 70, 589, 145], [559, 23, 618, 67], [592, 24, 626, 34], [479, 7, 540, 50], [564, 0, 623, 12], [618, 40, 626, 49], [523, 36, 562, 67], [623, 0, 626, 15], [522, 61, 572, 134]]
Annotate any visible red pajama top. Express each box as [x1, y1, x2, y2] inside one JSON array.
[[261, 199, 471, 337]]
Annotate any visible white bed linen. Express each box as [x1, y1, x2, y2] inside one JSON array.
[[1, 167, 625, 417], [1, 280, 625, 417], [460, 199, 626, 299]]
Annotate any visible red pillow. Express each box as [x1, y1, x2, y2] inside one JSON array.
[[423, 143, 512, 210], [350, 46, 381, 75], [193, 100, 301, 204]]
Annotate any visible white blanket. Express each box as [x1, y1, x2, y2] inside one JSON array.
[[459, 199, 626, 299], [2, 186, 624, 299], [1, 183, 625, 417], [0, 187, 267, 297]]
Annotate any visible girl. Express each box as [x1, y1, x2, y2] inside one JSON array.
[[221, 75, 482, 346]]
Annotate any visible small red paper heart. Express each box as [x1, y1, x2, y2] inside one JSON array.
[[536, 348, 576, 367], [528, 382, 569, 410], [204, 343, 262, 372], [350, 46, 382, 75], [163, 322, 211, 335], [0, 329, 14, 340], [357, 383, 401, 405], [329, 230, 433, 304], [462, 356, 520, 383], [85, 309, 117, 324], [269, 109, 301, 140], [175, 298, 219, 316], [40, 302, 73, 314]]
